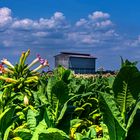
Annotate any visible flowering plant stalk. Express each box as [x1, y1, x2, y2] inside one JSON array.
[[0, 49, 49, 106]]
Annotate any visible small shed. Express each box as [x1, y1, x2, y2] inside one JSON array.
[[54, 52, 97, 74]]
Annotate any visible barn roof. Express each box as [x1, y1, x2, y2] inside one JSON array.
[[61, 52, 90, 56], [54, 52, 97, 59]]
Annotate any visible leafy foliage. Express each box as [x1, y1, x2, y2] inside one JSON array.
[[99, 92, 126, 140], [99, 59, 140, 140], [0, 53, 140, 140]]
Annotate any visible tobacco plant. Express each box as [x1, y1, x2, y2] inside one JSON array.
[[0, 49, 49, 107], [99, 59, 140, 140], [1, 51, 140, 140]]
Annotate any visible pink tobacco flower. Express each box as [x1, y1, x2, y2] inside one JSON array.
[[0, 63, 5, 74], [28, 54, 49, 72], [27, 54, 47, 69], [32, 59, 49, 72], [36, 54, 49, 67], [37, 54, 49, 66]]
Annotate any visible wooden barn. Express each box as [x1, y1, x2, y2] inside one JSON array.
[[54, 52, 97, 74]]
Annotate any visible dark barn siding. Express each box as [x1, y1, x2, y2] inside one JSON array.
[[69, 57, 96, 74]]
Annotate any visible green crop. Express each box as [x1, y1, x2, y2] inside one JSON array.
[[0, 52, 140, 140]]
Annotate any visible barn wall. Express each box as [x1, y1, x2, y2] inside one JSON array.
[[69, 57, 96, 74], [55, 55, 69, 68]]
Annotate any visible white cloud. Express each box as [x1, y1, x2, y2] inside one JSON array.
[[129, 35, 140, 47], [96, 20, 113, 28], [82, 36, 99, 44], [0, 7, 118, 48], [0, 7, 12, 29], [11, 11, 67, 30], [75, 18, 87, 27], [75, 11, 113, 31], [53, 12, 65, 20], [88, 11, 110, 20], [32, 31, 48, 37], [11, 19, 36, 30], [71, 11, 116, 46]]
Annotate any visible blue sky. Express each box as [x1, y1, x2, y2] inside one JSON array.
[[0, 0, 140, 70]]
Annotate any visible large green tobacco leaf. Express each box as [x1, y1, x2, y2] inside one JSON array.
[[56, 103, 75, 134], [53, 66, 72, 82], [51, 80, 69, 105], [0, 107, 15, 137], [38, 128, 69, 140], [13, 128, 32, 140], [99, 92, 126, 140], [27, 109, 37, 132], [31, 119, 47, 140], [47, 77, 69, 121], [113, 65, 140, 120], [47, 66, 71, 106], [125, 110, 140, 140], [62, 69, 72, 84], [126, 101, 140, 132], [47, 77, 69, 104]]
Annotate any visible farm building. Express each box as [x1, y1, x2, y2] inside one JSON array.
[[54, 52, 97, 74]]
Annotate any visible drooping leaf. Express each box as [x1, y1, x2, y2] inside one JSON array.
[[126, 101, 140, 132], [113, 65, 140, 120], [12, 137, 23, 140], [56, 101, 69, 125], [74, 107, 85, 116], [125, 109, 140, 140], [0, 107, 15, 136], [3, 124, 14, 140], [13, 128, 32, 140], [99, 92, 126, 140], [56, 104, 75, 134]]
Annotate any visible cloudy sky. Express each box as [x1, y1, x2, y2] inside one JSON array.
[[0, 0, 140, 70]]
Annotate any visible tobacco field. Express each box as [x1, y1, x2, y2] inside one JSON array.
[[0, 50, 140, 140]]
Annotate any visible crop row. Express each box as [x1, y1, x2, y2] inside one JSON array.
[[0, 50, 140, 140]]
